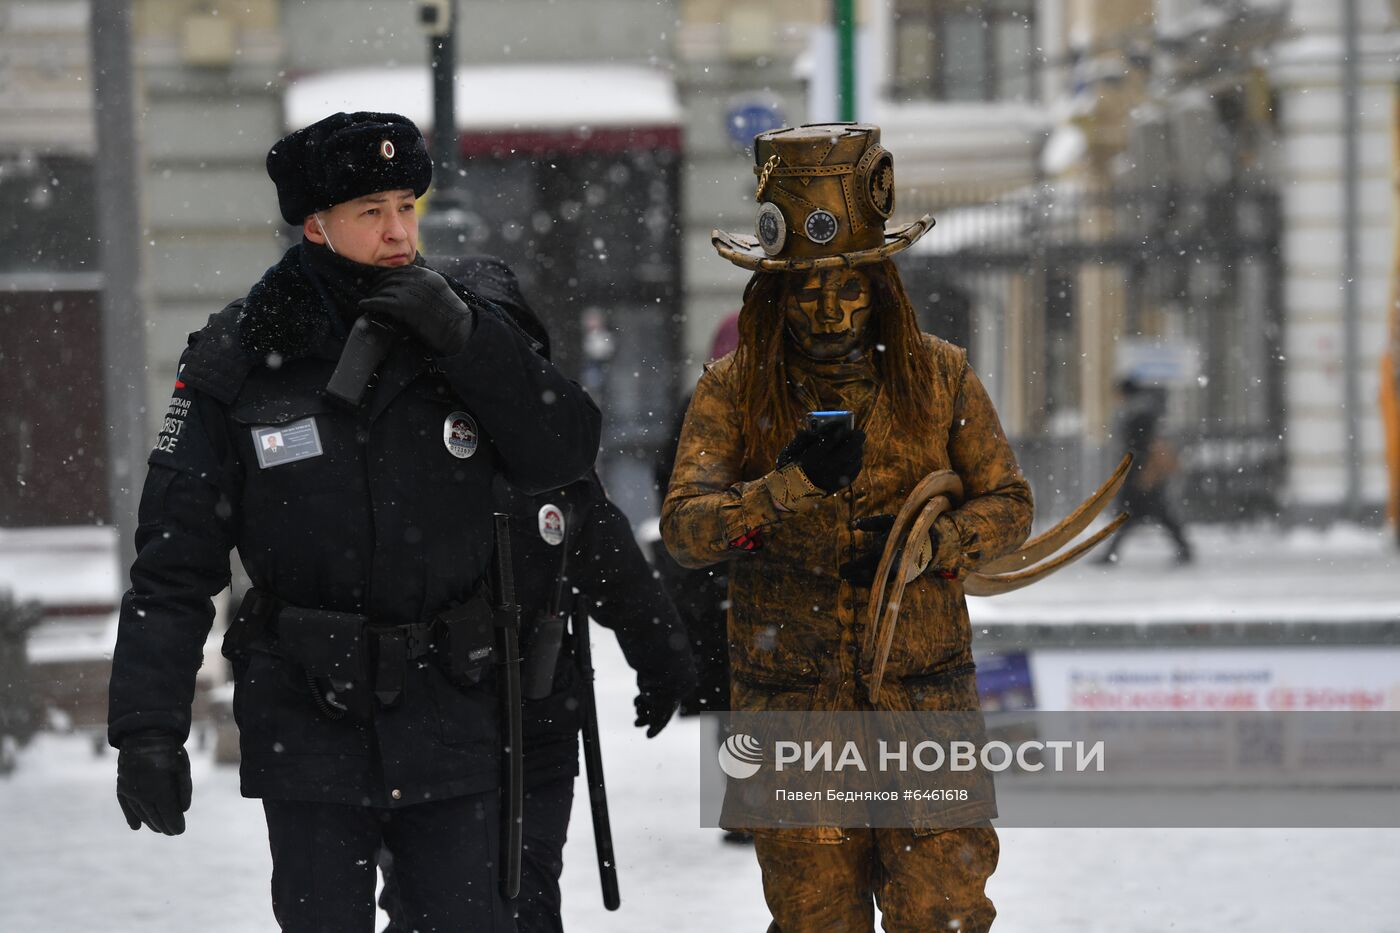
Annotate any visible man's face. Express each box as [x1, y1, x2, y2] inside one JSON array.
[[302, 188, 418, 267], [781, 267, 874, 360]]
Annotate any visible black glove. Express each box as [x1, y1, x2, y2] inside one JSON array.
[[839, 513, 896, 588], [116, 733, 192, 835], [776, 420, 866, 494], [357, 265, 475, 357], [634, 679, 684, 738]]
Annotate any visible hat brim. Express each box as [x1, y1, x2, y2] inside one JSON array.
[[711, 215, 934, 272]]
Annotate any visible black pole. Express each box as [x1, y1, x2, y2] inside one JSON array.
[[491, 513, 523, 901], [574, 607, 621, 910], [90, 0, 147, 581], [429, 0, 459, 188], [420, 0, 466, 254]]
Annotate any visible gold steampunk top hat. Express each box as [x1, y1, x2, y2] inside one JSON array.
[[712, 122, 933, 272]]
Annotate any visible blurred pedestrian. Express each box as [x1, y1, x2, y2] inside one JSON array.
[[106, 111, 601, 932], [652, 310, 751, 845], [1097, 377, 1193, 565], [652, 311, 740, 719]]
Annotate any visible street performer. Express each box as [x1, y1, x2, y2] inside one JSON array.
[[661, 123, 1033, 932]]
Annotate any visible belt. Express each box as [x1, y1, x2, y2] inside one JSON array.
[[226, 587, 495, 710]]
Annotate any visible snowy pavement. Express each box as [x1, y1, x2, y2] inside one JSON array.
[[3, 520, 1399, 929], [970, 520, 1400, 627], [4, 625, 1400, 931]]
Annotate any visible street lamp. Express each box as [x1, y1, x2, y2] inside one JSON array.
[[417, 0, 471, 254]]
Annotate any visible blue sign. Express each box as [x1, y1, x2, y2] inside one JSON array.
[[974, 651, 1036, 711], [726, 99, 785, 149]]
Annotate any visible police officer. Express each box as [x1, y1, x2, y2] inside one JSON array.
[[107, 112, 601, 932], [378, 256, 697, 933]]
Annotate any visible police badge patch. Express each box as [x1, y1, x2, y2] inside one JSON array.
[[443, 411, 479, 459], [154, 365, 192, 456], [538, 504, 565, 546]]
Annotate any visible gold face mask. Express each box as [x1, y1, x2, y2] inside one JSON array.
[[782, 267, 874, 360]]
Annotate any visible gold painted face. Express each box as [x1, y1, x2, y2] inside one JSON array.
[[781, 267, 874, 360]]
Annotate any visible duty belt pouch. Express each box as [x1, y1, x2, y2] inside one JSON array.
[[222, 589, 279, 663], [275, 607, 372, 722], [522, 611, 567, 701], [436, 595, 496, 687]]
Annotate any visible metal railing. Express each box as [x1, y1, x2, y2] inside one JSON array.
[[898, 182, 1284, 523]]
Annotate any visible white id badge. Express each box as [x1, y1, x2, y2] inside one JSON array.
[[252, 417, 324, 469]]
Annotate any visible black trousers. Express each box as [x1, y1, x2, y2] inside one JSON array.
[[514, 776, 576, 933], [263, 791, 511, 933], [381, 776, 575, 933]]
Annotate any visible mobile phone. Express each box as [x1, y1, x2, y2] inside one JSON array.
[[806, 409, 854, 432]]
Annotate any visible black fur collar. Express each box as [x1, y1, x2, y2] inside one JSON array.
[[232, 242, 542, 369], [238, 243, 336, 365]]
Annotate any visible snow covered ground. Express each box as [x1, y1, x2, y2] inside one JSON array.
[[3, 521, 1398, 929], [3, 624, 1400, 931], [970, 519, 1400, 626]]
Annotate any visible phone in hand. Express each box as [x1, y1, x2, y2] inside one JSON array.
[[806, 409, 854, 433]]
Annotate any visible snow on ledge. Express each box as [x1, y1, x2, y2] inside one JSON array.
[[0, 525, 118, 607], [285, 64, 682, 133]]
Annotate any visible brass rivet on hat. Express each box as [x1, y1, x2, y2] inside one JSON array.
[[379, 139, 396, 160], [756, 202, 787, 256]]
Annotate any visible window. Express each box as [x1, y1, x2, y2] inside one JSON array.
[[0, 154, 96, 274], [892, 0, 1038, 103]]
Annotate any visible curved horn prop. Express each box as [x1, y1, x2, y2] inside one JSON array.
[[865, 491, 957, 703], [979, 454, 1132, 574], [862, 471, 964, 658], [963, 511, 1128, 596], [862, 458, 1132, 703]]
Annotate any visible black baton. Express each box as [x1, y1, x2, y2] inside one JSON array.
[[573, 605, 620, 910], [491, 513, 523, 900]]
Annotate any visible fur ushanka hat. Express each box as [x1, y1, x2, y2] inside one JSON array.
[[267, 111, 433, 224]]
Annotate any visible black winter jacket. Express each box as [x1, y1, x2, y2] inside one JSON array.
[[503, 475, 696, 788], [107, 244, 601, 807]]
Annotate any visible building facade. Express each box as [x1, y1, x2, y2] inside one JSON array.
[[1, 0, 1395, 530], [674, 0, 1398, 525]]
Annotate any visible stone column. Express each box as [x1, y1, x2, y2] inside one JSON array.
[[1269, 0, 1400, 521]]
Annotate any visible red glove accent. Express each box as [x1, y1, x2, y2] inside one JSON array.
[[728, 528, 766, 553]]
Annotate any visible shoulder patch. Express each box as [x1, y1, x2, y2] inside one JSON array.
[[152, 365, 195, 458]]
